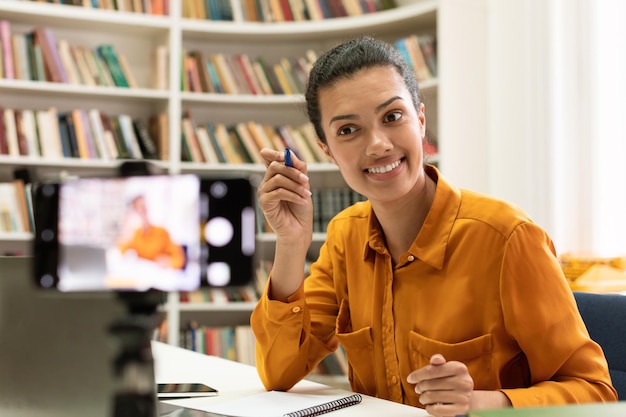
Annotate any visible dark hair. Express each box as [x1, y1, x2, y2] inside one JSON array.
[[305, 36, 420, 144]]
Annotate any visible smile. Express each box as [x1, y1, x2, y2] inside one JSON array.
[[367, 159, 401, 174]]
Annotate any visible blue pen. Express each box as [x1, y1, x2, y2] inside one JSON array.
[[284, 148, 293, 167]]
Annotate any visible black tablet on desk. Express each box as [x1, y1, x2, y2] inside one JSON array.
[[157, 383, 219, 399]]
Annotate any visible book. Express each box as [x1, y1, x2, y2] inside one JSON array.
[[12, 179, 31, 233], [227, 125, 253, 163], [234, 122, 264, 163], [181, 111, 204, 162], [117, 53, 138, 88], [214, 122, 243, 163], [251, 59, 274, 95], [88, 108, 111, 160], [61, 112, 80, 158], [102, 113, 130, 159], [56, 113, 73, 158], [205, 122, 228, 163], [40, 107, 64, 159], [12, 34, 31, 81], [13, 110, 30, 156], [195, 125, 220, 163], [0, 182, 23, 232], [71, 109, 91, 158], [210, 53, 239, 94], [96, 44, 129, 88], [32, 27, 69, 84], [184, 54, 202, 92], [0, 106, 7, 155], [403, 35, 432, 82], [152, 44, 168, 90], [188, 50, 212, 93], [246, 120, 276, 153], [118, 114, 143, 158], [132, 118, 159, 159], [199, 390, 363, 417], [149, 111, 169, 160], [3, 108, 20, 157], [235, 54, 262, 95], [57, 39, 81, 85], [0, 20, 14, 80], [71, 45, 96, 86], [20, 109, 40, 157], [418, 34, 437, 77]]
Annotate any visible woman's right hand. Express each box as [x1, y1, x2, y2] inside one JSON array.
[[257, 148, 313, 248]]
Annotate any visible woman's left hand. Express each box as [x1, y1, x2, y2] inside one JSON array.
[[407, 354, 474, 417]]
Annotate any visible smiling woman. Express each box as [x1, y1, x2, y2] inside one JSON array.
[[251, 36, 617, 417]]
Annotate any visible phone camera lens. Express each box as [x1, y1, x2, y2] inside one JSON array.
[[210, 181, 228, 199], [40, 274, 54, 288], [41, 229, 55, 242]]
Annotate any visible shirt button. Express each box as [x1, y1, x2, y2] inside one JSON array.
[[407, 255, 415, 262], [391, 376, 398, 384], [291, 306, 301, 313]]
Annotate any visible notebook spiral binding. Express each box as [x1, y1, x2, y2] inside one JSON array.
[[283, 393, 363, 417]]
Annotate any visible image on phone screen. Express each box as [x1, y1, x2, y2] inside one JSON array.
[[33, 175, 256, 292]]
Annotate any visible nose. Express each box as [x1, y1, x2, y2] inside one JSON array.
[[365, 130, 392, 156]]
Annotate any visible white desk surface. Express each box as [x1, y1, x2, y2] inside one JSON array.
[[152, 341, 430, 416]]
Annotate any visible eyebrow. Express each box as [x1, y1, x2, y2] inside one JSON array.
[[327, 96, 404, 127]]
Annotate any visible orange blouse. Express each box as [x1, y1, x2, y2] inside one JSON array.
[[251, 165, 617, 408], [118, 225, 185, 269]]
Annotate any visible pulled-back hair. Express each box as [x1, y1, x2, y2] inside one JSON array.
[[305, 36, 420, 144]]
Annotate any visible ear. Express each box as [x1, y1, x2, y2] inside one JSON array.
[[418, 102, 426, 138], [317, 140, 336, 164]]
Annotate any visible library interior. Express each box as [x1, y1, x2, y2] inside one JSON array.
[[0, 0, 625, 416]]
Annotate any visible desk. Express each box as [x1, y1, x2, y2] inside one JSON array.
[[152, 341, 430, 416]]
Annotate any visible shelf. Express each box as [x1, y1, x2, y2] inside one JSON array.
[[0, 79, 169, 101], [180, 2, 438, 41], [1, 0, 440, 355], [0, 1, 171, 34]]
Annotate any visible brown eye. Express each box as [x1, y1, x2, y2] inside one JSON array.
[[384, 111, 402, 123], [338, 126, 357, 136]]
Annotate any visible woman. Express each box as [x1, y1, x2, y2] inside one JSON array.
[[251, 36, 616, 417]]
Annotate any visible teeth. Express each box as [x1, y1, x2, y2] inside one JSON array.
[[367, 160, 401, 174]]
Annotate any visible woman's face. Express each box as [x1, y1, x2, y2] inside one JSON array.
[[318, 66, 427, 205]]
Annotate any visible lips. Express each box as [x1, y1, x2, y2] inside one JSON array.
[[366, 159, 402, 174]]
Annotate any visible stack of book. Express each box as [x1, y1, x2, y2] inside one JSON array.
[[24, 0, 170, 15], [0, 21, 141, 88], [181, 49, 317, 95], [239, 0, 398, 22], [0, 105, 164, 161], [181, 111, 330, 165]]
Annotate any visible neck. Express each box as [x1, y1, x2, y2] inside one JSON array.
[[373, 173, 436, 263]]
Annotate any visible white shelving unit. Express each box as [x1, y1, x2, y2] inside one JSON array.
[[0, 1, 440, 375]]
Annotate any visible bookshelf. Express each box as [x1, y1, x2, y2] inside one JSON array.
[[0, 0, 439, 382]]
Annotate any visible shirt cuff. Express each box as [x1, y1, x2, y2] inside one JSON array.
[[259, 276, 306, 323]]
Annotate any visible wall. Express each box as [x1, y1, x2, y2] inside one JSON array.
[[440, 0, 626, 256]]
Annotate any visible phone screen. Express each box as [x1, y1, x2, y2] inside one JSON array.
[[33, 175, 255, 292], [157, 383, 218, 398]]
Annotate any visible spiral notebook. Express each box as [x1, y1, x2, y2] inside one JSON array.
[[187, 390, 362, 417]]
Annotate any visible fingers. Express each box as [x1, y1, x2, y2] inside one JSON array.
[[260, 147, 307, 173], [258, 148, 311, 204], [407, 355, 474, 417]]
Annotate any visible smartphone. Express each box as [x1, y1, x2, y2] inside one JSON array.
[[32, 174, 255, 292], [156, 383, 218, 399]]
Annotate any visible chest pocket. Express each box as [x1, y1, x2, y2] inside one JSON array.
[[408, 331, 495, 390]]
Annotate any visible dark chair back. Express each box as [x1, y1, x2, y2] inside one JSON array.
[[573, 291, 626, 400]]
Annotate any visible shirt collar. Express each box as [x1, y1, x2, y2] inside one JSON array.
[[363, 165, 461, 269]]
